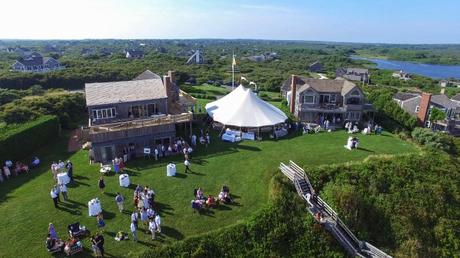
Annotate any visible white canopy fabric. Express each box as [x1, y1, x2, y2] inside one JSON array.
[[205, 85, 287, 127]]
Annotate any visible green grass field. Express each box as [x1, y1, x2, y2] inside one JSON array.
[[0, 130, 417, 257]]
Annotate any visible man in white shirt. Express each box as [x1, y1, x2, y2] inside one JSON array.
[[130, 222, 137, 242], [50, 188, 58, 208], [154, 214, 161, 233], [131, 211, 138, 227], [60, 183, 68, 201], [148, 219, 157, 240], [184, 159, 191, 173]]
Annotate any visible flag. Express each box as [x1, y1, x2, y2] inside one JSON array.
[[232, 54, 236, 68]]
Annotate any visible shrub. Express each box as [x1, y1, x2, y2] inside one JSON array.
[[411, 127, 456, 154], [0, 115, 60, 161]]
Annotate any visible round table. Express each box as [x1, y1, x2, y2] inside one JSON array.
[[57, 172, 70, 185], [100, 165, 111, 174], [166, 164, 176, 176]]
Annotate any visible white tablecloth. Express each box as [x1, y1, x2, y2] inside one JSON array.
[[88, 199, 102, 216], [57, 173, 70, 185], [275, 128, 288, 138], [242, 132, 255, 140], [119, 174, 130, 187], [167, 164, 176, 176]]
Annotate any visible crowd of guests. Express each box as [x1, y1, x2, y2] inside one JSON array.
[[0, 157, 40, 182], [45, 222, 97, 256], [191, 185, 234, 213], [49, 160, 73, 209]]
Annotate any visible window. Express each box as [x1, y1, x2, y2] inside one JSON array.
[[330, 94, 337, 102], [415, 105, 420, 113], [129, 103, 158, 118], [92, 107, 116, 120], [346, 97, 361, 105], [302, 95, 315, 104], [319, 94, 330, 103]]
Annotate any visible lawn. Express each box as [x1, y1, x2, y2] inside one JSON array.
[[0, 130, 417, 257]]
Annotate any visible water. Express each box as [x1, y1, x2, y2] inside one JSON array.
[[351, 56, 460, 80]]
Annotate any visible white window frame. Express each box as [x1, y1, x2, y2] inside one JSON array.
[[302, 95, 315, 104], [93, 107, 116, 120], [415, 105, 420, 113]]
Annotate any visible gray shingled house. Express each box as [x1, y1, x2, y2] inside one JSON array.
[[393, 92, 459, 134], [336, 68, 369, 83], [11, 52, 62, 72], [85, 70, 195, 162], [281, 75, 373, 126]]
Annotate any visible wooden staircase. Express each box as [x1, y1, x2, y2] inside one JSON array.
[[279, 161, 392, 258]]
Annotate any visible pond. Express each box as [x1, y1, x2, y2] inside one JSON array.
[[351, 56, 460, 80]]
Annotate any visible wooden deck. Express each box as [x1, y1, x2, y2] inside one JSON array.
[[280, 161, 392, 258], [90, 112, 192, 134]]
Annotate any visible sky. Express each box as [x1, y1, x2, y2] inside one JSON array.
[[1, 0, 459, 44]]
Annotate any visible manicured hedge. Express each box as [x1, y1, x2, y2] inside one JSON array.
[[0, 115, 60, 162]]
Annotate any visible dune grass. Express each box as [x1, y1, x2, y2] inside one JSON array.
[[0, 130, 417, 257]]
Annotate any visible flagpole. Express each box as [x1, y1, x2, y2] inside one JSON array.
[[232, 52, 235, 89]]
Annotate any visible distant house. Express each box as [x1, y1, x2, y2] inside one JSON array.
[[393, 92, 459, 133], [125, 49, 145, 59], [308, 61, 323, 73], [11, 52, 63, 72], [336, 68, 369, 83], [245, 52, 278, 63], [85, 70, 195, 162], [186, 50, 205, 65], [392, 70, 411, 81], [451, 93, 460, 106], [282, 75, 373, 126]]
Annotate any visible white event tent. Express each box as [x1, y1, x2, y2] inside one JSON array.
[[205, 85, 287, 128]]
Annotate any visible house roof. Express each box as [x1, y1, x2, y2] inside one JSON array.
[[127, 50, 144, 56], [345, 68, 369, 74], [85, 79, 166, 107], [133, 70, 162, 81], [431, 94, 458, 109], [283, 76, 358, 95], [393, 92, 420, 101], [451, 93, 460, 102]]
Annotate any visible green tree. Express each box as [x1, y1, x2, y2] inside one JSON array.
[[429, 107, 446, 122]]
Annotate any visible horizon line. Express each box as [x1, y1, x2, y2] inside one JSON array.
[[1, 37, 460, 46]]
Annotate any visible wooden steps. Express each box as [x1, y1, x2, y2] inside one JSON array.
[[279, 161, 392, 258]]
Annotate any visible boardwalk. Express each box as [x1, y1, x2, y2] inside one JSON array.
[[280, 161, 392, 258]]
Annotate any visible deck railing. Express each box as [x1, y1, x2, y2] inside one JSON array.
[[90, 112, 192, 134]]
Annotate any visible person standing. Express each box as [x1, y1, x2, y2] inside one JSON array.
[[130, 221, 137, 242], [154, 148, 159, 161], [98, 177, 105, 193], [95, 232, 105, 257], [184, 159, 191, 173], [66, 160, 73, 181], [114, 193, 124, 212], [131, 210, 138, 227], [148, 218, 157, 240], [60, 183, 68, 201], [96, 213, 105, 230], [3, 165, 10, 180], [154, 213, 161, 234], [50, 188, 58, 208], [54, 185, 61, 202], [49, 223, 58, 239]]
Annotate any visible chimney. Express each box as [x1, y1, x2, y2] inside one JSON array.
[[290, 74, 297, 114], [417, 92, 431, 126], [168, 70, 175, 84], [440, 86, 446, 95], [168, 70, 179, 101], [164, 75, 171, 104]]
